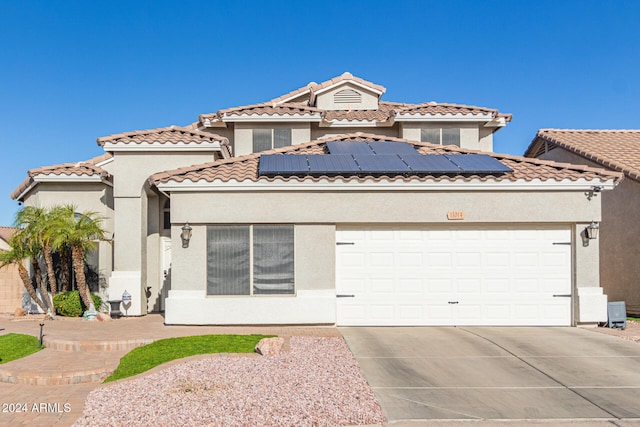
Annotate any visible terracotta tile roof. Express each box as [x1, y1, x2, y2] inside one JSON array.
[[269, 72, 386, 104], [10, 153, 113, 201], [199, 103, 323, 124], [0, 226, 18, 243], [199, 100, 510, 126], [151, 133, 621, 186], [526, 129, 640, 182], [394, 102, 512, 122], [96, 126, 229, 147]]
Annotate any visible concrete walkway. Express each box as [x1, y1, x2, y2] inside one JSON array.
[[0, 314, 340, 427]]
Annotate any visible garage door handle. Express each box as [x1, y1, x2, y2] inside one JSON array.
[[553, 294, 571, 297], [448, 301, 459, 304], [336, 242, 355, 246], [337, 294, 355, 298]]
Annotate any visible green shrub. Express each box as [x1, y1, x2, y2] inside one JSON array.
[[53, 291, 103, 317]]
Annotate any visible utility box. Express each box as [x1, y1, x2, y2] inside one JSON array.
[[607, 301, 627, 329]]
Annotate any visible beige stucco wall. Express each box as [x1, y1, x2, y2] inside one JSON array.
[[315, 84, 379, 110], [166, 187, 604, 324], [0, 239, 23, 313], [234, 123, 312, 156], [479, 127, 494, 152], [171, 190, 601, 225], [538, 147, 640, 315], [310, 125, 398, 141]]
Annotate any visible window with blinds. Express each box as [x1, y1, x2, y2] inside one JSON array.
[[252, 129, 292, 152], [207, 225, 294, 296], [420, 128, 461, 147]]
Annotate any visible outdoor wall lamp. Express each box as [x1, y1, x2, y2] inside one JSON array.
[[586, 221, 599, 240], [181, 222, 193, 248]]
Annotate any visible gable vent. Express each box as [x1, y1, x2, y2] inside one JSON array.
[[334, 88, 362, 104]]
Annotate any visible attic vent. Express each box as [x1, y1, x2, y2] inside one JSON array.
[[334, 89, 362, 104]]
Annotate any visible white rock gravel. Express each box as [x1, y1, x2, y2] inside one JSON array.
[[73, 336, 385, 427]]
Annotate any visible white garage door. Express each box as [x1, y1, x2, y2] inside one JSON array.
[[336, 226, 572, 326]]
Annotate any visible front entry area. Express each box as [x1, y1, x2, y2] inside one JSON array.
[[336, 226, 572, 326]]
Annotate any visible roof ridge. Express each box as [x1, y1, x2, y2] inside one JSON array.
[[269, 72, 386, 104]]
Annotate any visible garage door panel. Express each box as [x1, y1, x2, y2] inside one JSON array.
[[336, 226, 572, 326]]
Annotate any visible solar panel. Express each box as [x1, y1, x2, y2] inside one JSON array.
[[367, 142, 419, 155], [258, 154, 309, 175], [326, 141, 374, 155], [308, 154, 360, 174], [444, 154, 513, 173], [355, 154, 411, 173], [402, 154, 462, 173]]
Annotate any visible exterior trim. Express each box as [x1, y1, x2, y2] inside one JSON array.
[[395, 113, 494, 122], [103, 141, 226, 152], [157, 177, 617, 193], [221, 114, 322, 123]]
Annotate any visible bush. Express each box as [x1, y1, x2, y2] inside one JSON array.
[[53, 291, 103, 317]]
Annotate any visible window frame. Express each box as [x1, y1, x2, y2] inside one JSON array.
[[206, 224, 295, 297], [252, 128, 292, 152], [420, 127, 461, 147]]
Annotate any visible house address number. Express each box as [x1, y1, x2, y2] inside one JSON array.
[[447, 211, 465, 220]]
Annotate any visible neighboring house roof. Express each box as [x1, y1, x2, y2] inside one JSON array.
[[150, 133, 621, 187], [96, 126, 231, 157], [526, 129, 640, 182], [11, 153, 114, 201], [0, 226, 18, 244]]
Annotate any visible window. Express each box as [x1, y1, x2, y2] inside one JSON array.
[[252, 129, 292, 152], [207, 225, 294, 296], [420, 128, 461, 147]]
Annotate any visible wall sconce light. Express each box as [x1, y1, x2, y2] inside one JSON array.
[[181, 222, 193, 248], [586, 221, 599, 240]]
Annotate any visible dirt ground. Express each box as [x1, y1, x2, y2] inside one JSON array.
[[590, 319, 640, 342]]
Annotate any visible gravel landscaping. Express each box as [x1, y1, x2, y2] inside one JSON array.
[[73, 336, 385, 427]]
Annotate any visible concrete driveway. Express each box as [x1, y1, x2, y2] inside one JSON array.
[[340, 327, 640, 425]]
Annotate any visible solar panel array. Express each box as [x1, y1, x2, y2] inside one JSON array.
[[258, 141, 513, 176]]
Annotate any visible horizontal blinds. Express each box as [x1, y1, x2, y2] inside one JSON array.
[[253, 225, 294, 294], [207, 226, 250, 295]]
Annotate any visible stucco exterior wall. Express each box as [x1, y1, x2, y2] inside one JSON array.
[[234, 123, 311, 156], [165, 187, 605, 325], [538, 147, 640, 315], [310, 125, 398, 141], [479, 127, 494, 152], [109, 150, 222, 315]]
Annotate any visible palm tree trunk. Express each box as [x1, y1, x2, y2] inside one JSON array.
[[32, 258, 54, 313], [43, 242, 57, 298], [60, 248, 71, 292], [18, 263, 47, 313], [72, 245, 93, 309]]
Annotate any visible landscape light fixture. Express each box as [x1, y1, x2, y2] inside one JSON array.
[[586, 221, 599, 240], [181, 222, 193, 248]]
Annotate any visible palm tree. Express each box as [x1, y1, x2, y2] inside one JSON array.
[[52, 206, 106, 310], [14, 206, 56, 311], [0, 234, 47, 313]]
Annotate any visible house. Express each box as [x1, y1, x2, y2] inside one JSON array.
[[526, 129, 640, 316], [0, 226, 24, 313], [10, 73, 622, 326]]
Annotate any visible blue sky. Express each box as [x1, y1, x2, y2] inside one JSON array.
[[1, 0, 639, 226]]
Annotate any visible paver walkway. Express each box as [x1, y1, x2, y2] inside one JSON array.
[[0, 314, 340, 427]]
